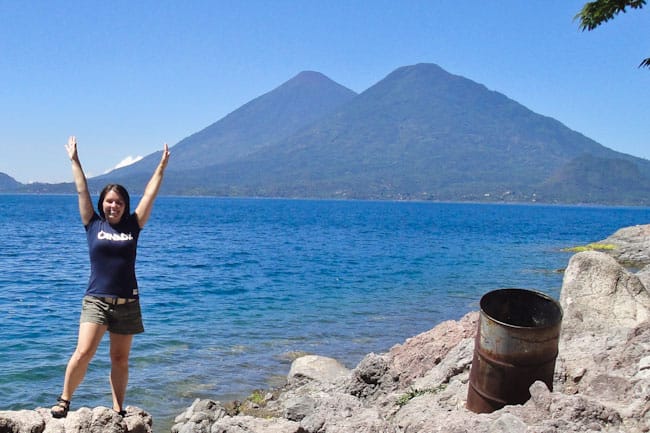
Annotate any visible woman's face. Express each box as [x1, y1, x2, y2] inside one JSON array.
[[103, 189, 126, 225]]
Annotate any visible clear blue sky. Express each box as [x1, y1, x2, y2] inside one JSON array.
[[1, 1, 648, 183]]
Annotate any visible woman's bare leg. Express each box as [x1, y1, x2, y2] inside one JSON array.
[[54, 322, 107, 411], [109, 332, 133, 413]]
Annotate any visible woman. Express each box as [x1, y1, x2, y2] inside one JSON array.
[[51, 135, 170, 418]]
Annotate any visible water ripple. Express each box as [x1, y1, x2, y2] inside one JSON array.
[[1, 195, 649, 431]]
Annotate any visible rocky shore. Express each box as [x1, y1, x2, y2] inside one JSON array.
[[2, 224, 649, 433]]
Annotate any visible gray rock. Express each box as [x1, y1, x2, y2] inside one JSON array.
[[354, 353, 388, 385], [287, 355, 350, 385], [387, 312, 478, 387], [298, 395, 390, 433], [282, 395, 315, 422], [346, 353, 391, 399], [602, 223, 650, 267], [0, 406, 150, 433], [560, 251, 650, 339], [489, 413, 527, 433], [638, 264, 650, 288], [171, 399, 227, 433], [0, 409, 45, 433], [210, 415, 302, 433]]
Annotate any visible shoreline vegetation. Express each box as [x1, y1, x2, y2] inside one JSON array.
[[562, 242, 617, 252]]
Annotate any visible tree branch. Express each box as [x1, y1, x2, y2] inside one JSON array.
[[575, 0, 646, 31]]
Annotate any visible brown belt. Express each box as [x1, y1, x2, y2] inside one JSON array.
[[98, 297, 137, 305]]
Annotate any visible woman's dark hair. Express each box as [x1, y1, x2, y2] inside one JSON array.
[[97, 184, 131, 222]]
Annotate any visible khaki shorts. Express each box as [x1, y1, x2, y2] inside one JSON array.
[[80, 296, 144, 335]]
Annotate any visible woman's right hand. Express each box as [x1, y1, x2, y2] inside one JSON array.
[[65, 136, 78, 161]]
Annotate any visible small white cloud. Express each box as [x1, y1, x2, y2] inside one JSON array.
[[105, 155, 143, 173]]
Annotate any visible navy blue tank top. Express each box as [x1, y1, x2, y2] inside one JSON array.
[[85, 213, 141, 298]]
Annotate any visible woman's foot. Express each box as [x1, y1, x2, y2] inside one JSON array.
[[51, 396, 71, 418]]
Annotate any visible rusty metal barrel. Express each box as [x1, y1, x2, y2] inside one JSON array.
[[466, 288, 563, 413]]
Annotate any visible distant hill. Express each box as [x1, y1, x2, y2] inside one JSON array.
[[0, 173, 20, 191], [91, 70, 358, 186], [538, 154, 650, 203], [151, 63, 650, 204], [7, 63, 650, 205]]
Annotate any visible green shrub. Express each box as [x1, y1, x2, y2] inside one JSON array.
[[562, 243, 616, 253], [396, 385, 447, 407]]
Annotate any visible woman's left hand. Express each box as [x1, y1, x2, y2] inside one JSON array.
[[159, 143, 170, 170]]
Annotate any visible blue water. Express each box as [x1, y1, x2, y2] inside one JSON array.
[[1, 195, 649, 431]]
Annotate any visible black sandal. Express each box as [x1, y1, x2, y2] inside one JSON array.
[[51, 396, 70, 418]]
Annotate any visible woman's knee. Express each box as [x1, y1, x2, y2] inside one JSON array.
[[109, 334, 133, 366], [75, 322, 106, 363], [71, 346, 97, 365], [109, 350, 130, 367]]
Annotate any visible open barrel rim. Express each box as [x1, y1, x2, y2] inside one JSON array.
[[479, 287, 563, 330]]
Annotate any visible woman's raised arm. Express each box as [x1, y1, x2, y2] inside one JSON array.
[[66, 136, 94, 226], [135, 143, 170, 228]]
